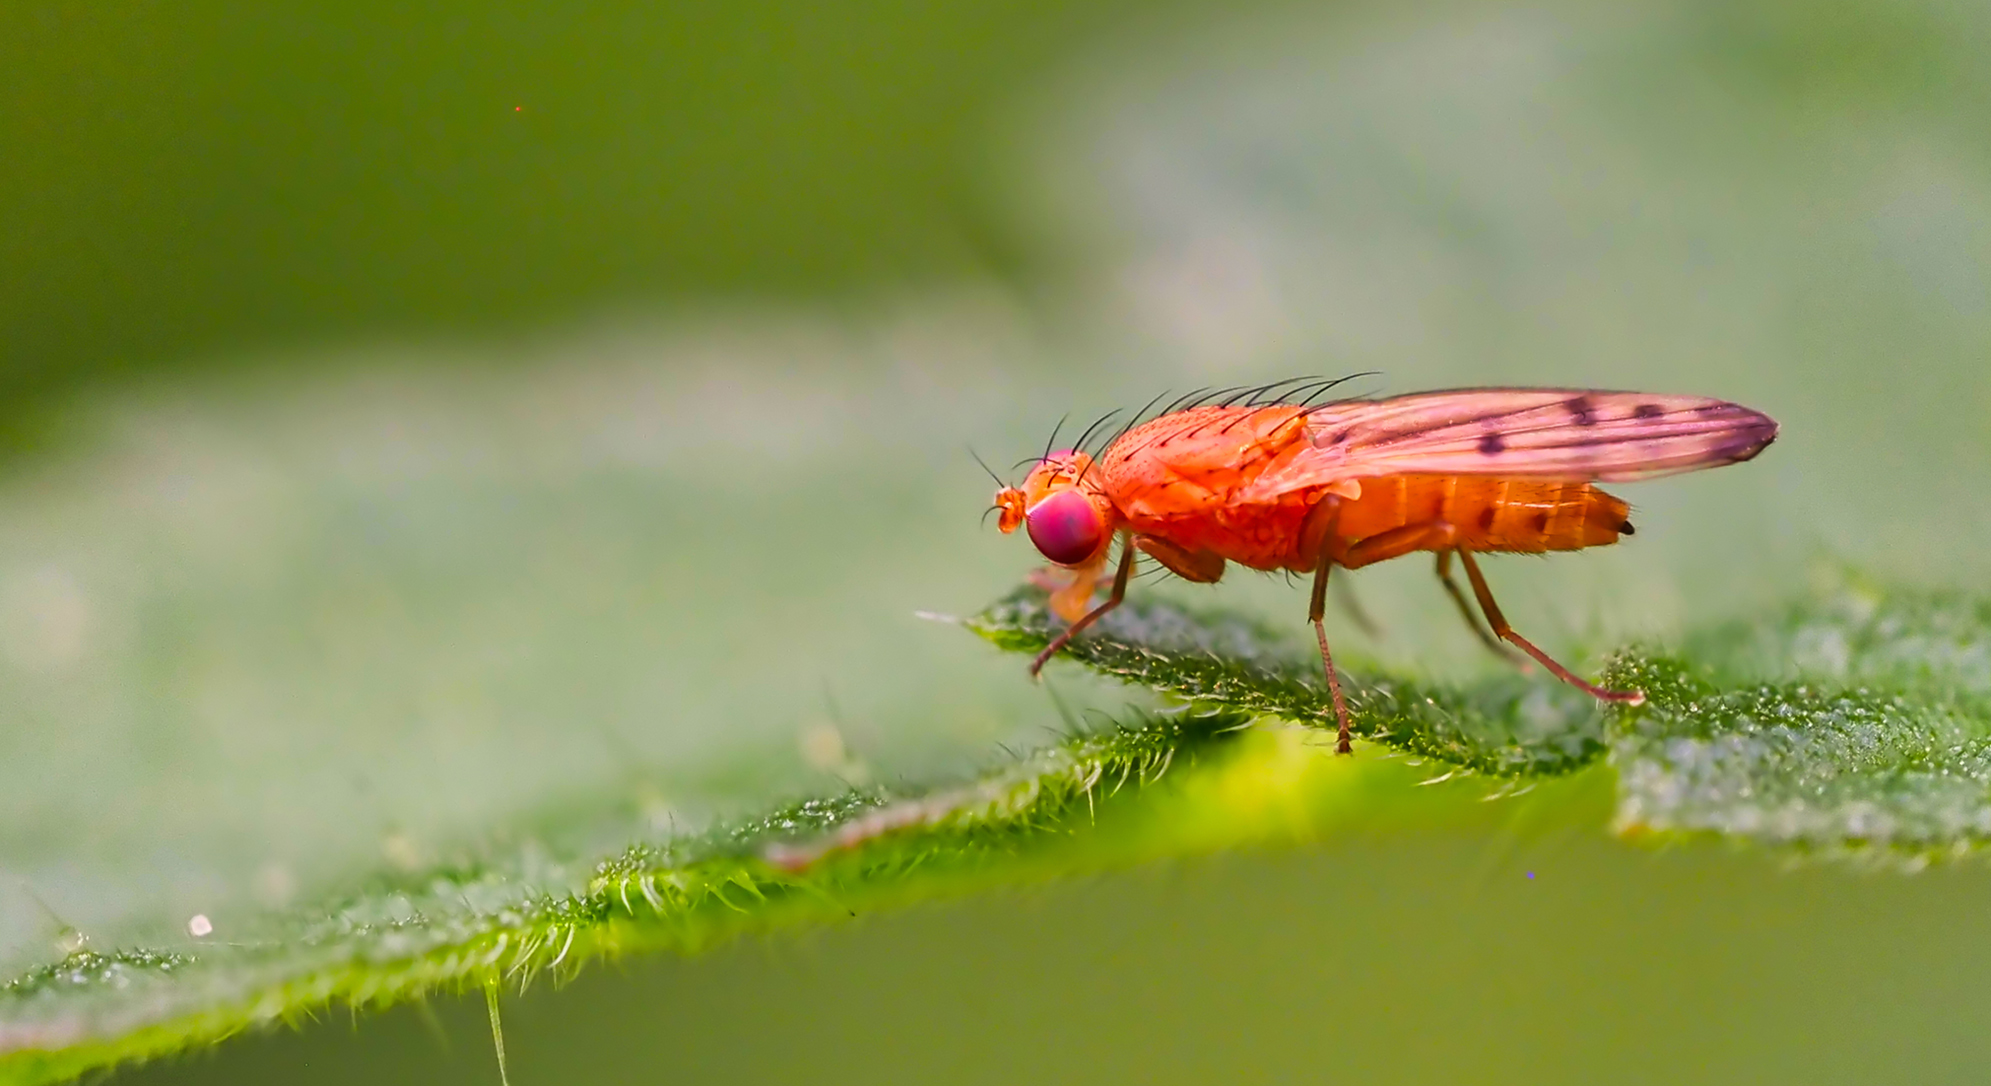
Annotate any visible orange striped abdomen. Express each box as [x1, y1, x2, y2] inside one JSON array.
[[1335, 475, 1630, 555]]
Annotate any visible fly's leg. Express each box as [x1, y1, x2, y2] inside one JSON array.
[[1308, 516, 1468, 755], [1453, 548, 1644, 705], [1031, 559, 1104, 624], [1435, 551, 1530, 671], [1308, 549, 1352, 755], [1133, 534, 1227, 583], [1331, 576, 1384, 640], [1300, 495, 1353, 753], [1340, 523, 1513, 658], [1030, 535, 1136, 678], [1337, 520, 1459, 573]]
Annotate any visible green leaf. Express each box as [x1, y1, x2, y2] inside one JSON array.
[[1606, 582, 1991, 853], [970, 585, 1608, 777], [0, 697, 1597, 1085], [0, 345, 1190, 1083], [21, 571, 1989, 1083], [976, 578, 1991, 857]]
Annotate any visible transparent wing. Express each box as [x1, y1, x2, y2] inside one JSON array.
[[1243, 388, 1778, 500]]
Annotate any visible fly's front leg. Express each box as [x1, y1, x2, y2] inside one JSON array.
[[1030, 534, 1136, 678], [1030, 561, 1102, 624], [1453, 548, 1644, 705]]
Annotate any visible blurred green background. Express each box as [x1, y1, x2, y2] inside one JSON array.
[[3, 0, 1156, 394], [6, 0, 1991, 1081]]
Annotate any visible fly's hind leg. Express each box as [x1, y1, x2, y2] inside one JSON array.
[[1030, 535, 1137, 678], [1452, 548, 1644, 706], [1435, 551, 1531, 671], [1331, 576, 1384, 640]]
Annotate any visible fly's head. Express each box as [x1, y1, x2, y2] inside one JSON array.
[[993, 449, 1116, 567]]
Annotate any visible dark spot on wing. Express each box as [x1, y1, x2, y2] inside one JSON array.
[[1619, 520, 1636, 536], [1331, 429, 1350, 445], [1632, 403, 1664, 420], [1565, 396, 1596, 426], [1478, 432, 1506, 455], [1531, 511, 1550, 533], [1477, 506, 1497, 531]]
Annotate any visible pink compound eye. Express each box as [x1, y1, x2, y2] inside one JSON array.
[[1025, 489, 1104, 566]]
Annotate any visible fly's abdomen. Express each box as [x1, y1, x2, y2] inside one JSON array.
[[1338, 475, 1631, 554], [1456, 478, 1630, 552]]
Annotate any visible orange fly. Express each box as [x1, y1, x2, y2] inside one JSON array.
[[991, 380, 1779, 754]]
